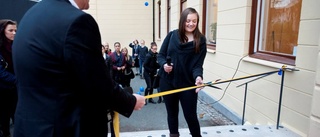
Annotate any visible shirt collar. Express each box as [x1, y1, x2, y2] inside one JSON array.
[[69, 0, 79, 9]]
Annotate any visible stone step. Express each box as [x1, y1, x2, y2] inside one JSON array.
[[117, 125, 301, 137]]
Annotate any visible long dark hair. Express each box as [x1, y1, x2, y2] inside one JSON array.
[[178, 7, 202, 53], [0, 19, 17, 48]]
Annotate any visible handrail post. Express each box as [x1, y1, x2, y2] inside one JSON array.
[[242, 83, 248, 125], [276, 69, 285, 129]]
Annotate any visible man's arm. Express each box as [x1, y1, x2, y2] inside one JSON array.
[[64, 13, 138, 116]]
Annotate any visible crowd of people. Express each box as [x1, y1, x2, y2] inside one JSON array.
[[102, 40, 163, 104], [0, 0, 206, 136]]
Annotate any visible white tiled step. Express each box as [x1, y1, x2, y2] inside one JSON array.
[[118, 125, 301, 137]]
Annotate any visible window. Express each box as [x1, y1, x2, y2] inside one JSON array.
[[158, 0, 161, 39], [202, 0, 218, 50], [249, 0, 302, 65], [180, 0, 187, 13], [167, 0, 171, 33]]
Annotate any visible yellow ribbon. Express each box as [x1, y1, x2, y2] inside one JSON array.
[[145, 70, 281, 99], [145, 83, 208, 99], [113, 112, 119, 137]]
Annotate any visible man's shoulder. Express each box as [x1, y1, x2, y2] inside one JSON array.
[[19, 0, 91, 36], [30, 0, 86, 19]]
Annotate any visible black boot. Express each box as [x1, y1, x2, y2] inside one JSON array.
[[148, 98, 156, 104], [146, 88, 156, 104], [157, 96, 162, 103]]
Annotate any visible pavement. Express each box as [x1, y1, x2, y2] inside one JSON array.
[[120, 73, 235, 132]]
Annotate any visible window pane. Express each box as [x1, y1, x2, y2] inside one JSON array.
[[259, 0, 301, 56], [206, 0, 218, 44], [167, 0, 171, 33]]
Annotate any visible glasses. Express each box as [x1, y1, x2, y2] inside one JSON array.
[[152, 48, 157, 50]]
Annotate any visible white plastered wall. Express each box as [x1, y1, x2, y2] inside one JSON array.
[[307, 0, 320, 136], [85, 0, 154, 52], [308, 29, 320, 137], [202, 0, 319, 136]]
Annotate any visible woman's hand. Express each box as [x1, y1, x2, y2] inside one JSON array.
[[195, 76, 204, 93], [163, 63, 173, 74]]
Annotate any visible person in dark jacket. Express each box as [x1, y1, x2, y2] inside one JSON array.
[[128, 39, 140, 75], [102, 45, 113, 77], [110, 42, 126, 87], [103, 42, 111, 55], [138, 39, 148, 79], [143, 42, 160, 104], [0, 19, 17, 137], [11, 0, 145, 137], [121, 47, 134, 87], [157, 8, 207, 137]]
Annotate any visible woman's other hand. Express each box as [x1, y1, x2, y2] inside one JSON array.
[[195, 76, 204, 93]]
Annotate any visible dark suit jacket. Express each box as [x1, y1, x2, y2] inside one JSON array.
[[128, 43, 140, 58], [12, 0, 136, 136]]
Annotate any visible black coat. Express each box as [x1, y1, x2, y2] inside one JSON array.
[[128, 43, 140, 59], [143, 50, 160, 75], [157, 29, 207, 89], [12, 0, 136, 136], [0, 54, 15, 89]]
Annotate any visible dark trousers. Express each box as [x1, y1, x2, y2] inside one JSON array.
[[139, 59, 145, 75], [122, 78, 131, 88], [0, 88, 17, 136], [107, 111, 115, 137], [113, 71, 126, 87], [159, 78, 201, 137], [143, 72, 155, 96]]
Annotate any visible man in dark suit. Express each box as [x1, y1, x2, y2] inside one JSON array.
[[12, 0, 145, 137]]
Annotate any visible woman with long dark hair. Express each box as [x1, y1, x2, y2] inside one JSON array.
[[157, 8, 207, 137], [0, 19, 17, 137]]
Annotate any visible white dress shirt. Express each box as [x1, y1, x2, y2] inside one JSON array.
[[69, 0, 79, 9]]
